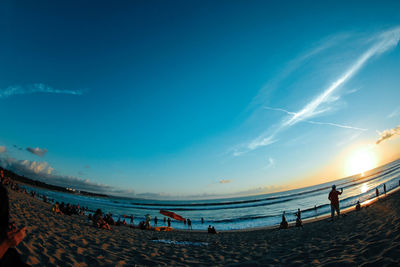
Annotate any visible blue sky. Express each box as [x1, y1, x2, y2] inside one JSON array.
[[1, 0, 400, 199]]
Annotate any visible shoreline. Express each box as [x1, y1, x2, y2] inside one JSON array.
[[7, 183, 400, 265], [18, 178, 400, 233]]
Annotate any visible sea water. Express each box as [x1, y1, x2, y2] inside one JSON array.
[[21, 159, 400, 231]]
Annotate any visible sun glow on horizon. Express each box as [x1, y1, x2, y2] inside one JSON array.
[[346, 147, 378, 177]]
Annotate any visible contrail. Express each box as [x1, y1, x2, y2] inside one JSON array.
[[263, 106, 296, 116], [234, 27, 400, 155], [307, 120, 367, 131], [283, 26, 400, 127], [265, 106, 367, 131]]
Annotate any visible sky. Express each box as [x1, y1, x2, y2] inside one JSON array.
[[1, 0, 400, 199]]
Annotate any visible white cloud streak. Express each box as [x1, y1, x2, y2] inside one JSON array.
[[284, 27, 400, 128], [236, 26, 400, 155], [388, 106, 400, 118], [0, 83, 83, 98], [264, 106, 367, 131]]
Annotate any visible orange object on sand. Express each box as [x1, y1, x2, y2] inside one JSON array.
[[154, 226, 173, 232]]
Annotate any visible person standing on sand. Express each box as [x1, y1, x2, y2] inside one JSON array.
[[328, 185, 343, 220], [376, 188, 379, 198], [383, 184, 387, 195], [295, 208, 302, 227], [167, 218, 171, 227]]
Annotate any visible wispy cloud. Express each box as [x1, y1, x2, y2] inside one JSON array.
[[0, 146, 6, 153], [235, 26, 400, 155], [376, 125, 400, 144], [26, 147, 48, 157], [248, 33, 351, 110], [0, 83, 83, 98], [388, 106, 400, 118], [266, 157, 275, 168], [219, 179, 232, 184]]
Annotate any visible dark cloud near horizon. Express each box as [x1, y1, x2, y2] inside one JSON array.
[[13, 145, 23, 151], [26, 147, 48, 157], [376, 125, 400, 144]]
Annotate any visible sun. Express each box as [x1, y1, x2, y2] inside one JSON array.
[[346, 148, 377, 177]]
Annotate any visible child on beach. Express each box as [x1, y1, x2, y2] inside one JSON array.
[[328, 185, 343, 220]]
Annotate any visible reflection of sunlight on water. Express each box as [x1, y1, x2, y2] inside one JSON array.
[[361, 183, 368, 193]]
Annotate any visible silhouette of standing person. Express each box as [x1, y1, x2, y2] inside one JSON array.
[[167, 218, 171, 227], [376, 188, 379, 198], [187, 219, 192, 230], [154, 216, 158, 226], [383, 184, 387, 195], [355, 201, 361, 211], [328, 185, 343, 220], [295, 208, 303, 227]]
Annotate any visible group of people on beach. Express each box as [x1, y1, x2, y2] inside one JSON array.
[[279, 182, 393, 229]]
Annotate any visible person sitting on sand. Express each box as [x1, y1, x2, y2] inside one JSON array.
[[295, 208, 303, 228], [138, 221, 146, 230], [208, 225, 217, 234], [0, 184, 28, 266], [356, 201, 361, 211], [52, 202, 62, 215], [328, 185, 343, 221], [280, 211, 289, 229]]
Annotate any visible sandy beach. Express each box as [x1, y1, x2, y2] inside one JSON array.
[[8, 187, 400, 266]]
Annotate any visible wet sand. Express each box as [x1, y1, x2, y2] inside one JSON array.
[[9, 188, 400, 266]]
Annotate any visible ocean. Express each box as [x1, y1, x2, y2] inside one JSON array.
[[21, 159, 400, 231]]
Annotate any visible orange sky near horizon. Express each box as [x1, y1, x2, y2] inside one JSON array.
[[289, 137, 400, 191]]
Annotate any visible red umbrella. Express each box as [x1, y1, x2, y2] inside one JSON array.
[[160, 210, 185, 221]]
